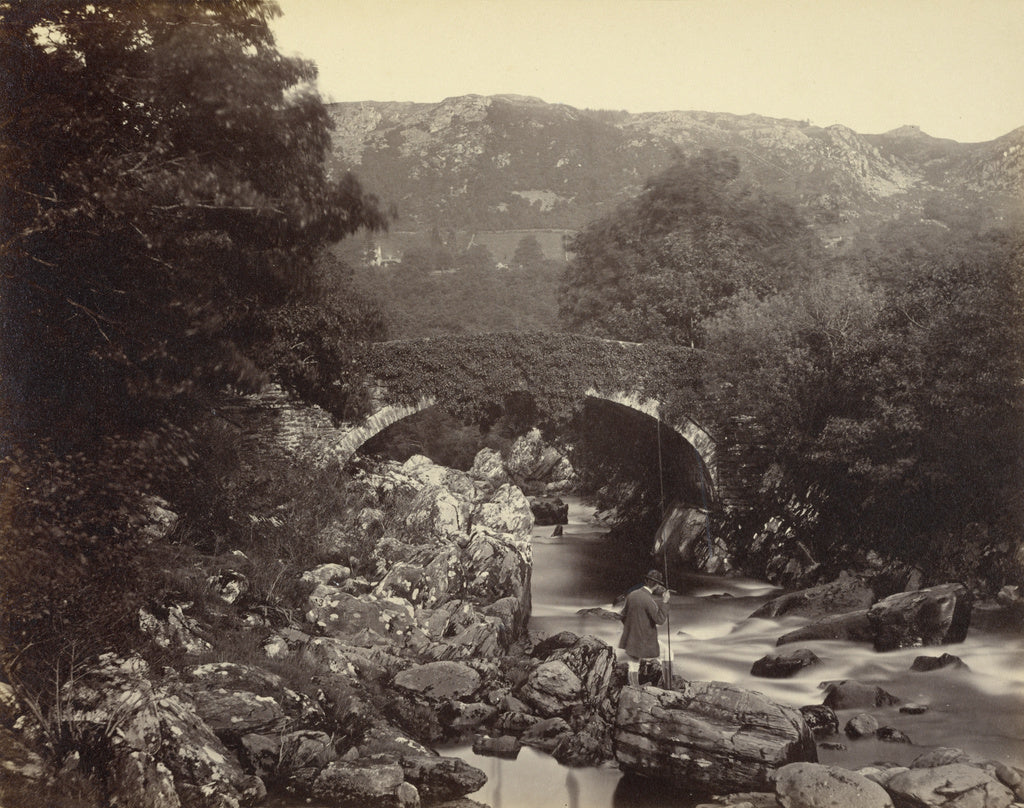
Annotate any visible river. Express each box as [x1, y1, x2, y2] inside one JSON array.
[[447, 496, 1024, 808]]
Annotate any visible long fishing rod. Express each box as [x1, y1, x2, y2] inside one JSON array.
[[655, 418, 673, 688]]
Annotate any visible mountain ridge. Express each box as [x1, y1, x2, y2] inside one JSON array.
[[325, 94, 1023, 245]]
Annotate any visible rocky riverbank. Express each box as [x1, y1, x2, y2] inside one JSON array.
[[3, 440, 1022, 808]]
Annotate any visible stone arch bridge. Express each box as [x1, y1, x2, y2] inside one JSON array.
[[271, 333, 759, 510]]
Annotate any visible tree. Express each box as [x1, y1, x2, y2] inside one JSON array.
[[512, 234, 545, 269], [695, 231, 1024, 574], [558, 149, 820, 346], [0, 0, 387, 443]]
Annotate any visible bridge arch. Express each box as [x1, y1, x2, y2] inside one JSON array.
[[584, 389, 717, 495], [331, 388, 717, 505], [335, 395, 438, 462]]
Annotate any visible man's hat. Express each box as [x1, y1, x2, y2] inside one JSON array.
[[645, 569, 665, 587]]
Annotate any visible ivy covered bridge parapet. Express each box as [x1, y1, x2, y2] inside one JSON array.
[[335, 333, 725, 500]]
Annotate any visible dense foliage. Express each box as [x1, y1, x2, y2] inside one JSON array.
[[692, 226, 1024, 572], [559, 149, 823, 347], [0, 0, 389, 727], [558, 148, 1024, 582], [358, 332, 702, 428], [0, 0, 386, 442]]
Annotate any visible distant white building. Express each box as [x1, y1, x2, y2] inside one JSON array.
[[371, 244, 402, 267]]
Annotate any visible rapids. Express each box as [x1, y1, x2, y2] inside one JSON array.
[[448, 496, 1024, 808]]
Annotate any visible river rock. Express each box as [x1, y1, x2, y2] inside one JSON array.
[[469, 447, 512, 490], [552, 714, 613, 766], [393, 661, 481, 700], [910, 653, 969, 672], [885, 763, 1014, 808], [535, 633, 616, 707], [844, 713, 879, 738], [776, 609, 874, 646], [774, 762, 894, 808], [614, 681, 817, 794], [517, 659, 584, 717], [473, 484, 534, 537], [858, 764, 910, 790], [520, 716, 573, 751], [876, 726, 913, 744], [821, 680, 900, 709], [799, 705, 839, 737], [472, 734, 522, 758], [398, 754, 488, 802], [63, 654, 265, 808], [751, 649, 821, 678], [529, 496, 569, 526], [751, 571, 875, 620], [240, 730, 336, 779], [311, 759, 407, 807], [867, 583, 972, 652], [911, 748, 974, 768], [404, 484, 472, 542]]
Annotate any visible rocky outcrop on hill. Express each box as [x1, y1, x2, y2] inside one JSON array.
[[326, 95, 1022, 240]]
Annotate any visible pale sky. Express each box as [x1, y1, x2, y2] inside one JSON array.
[[271, 0, 1024, 143]]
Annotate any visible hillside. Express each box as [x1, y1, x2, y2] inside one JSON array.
[[326, 95, 1024, 250]]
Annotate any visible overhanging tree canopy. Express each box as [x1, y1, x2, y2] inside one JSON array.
[[0, 0, 386, 441]]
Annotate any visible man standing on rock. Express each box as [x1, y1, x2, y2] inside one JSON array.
[[618, 569, 671, 687]]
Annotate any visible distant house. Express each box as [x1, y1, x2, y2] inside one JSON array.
[[371, 245, 402, 267]]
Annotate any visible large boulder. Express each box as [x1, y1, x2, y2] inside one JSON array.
[[401, 454, 482, 503], [505, 429, 563, 484], [885, 764, 1014, 808], [473, 484, 534, 537], [404, 484, 472, 542], [306, 586, 386, 637], [614, 681, 817, 795], [867, 584, 973, 652], [821, 680, 901, 710], [774, 762, 894, 808], [529, 496, 569, 526], [184, 688, 289, 744], [654, 503, 711, 565], [461, 524, 532, 629], [751, 649, 821, 678], [776, 609, 874, 646], [468, 447, 512, 490], [62, 654, 265, 808], [310, 759, 408, 807], [397, 754, 488, 803], [239, 730, 336, 780], [393, 661, 481, 701], [517, 660, 584, 717], [751, 571, 875, 620]]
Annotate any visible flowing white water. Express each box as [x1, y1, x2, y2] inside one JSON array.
[[449, 496, 1024, 808]]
